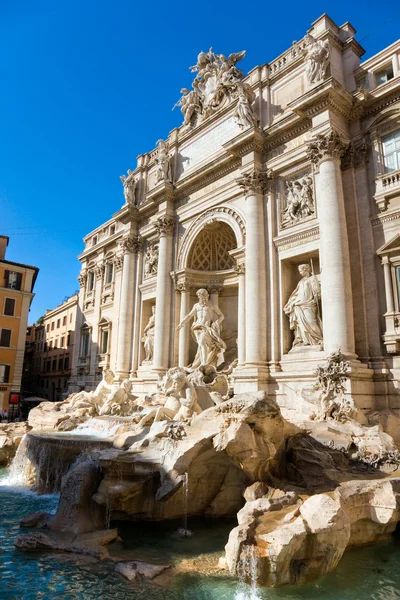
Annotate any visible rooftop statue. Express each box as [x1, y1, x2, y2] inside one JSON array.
[[304, 34, 330, 84], [173, 48, 255, 128], [120, 170, 137, 207]]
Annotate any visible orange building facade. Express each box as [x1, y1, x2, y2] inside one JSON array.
[[0, 236, 38, 411]]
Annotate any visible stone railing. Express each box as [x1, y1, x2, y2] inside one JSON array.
[[374, 168, 400, 212], [269, 40, 307, 77]]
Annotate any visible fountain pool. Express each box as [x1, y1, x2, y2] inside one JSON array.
[[1, 467, 400, 599]]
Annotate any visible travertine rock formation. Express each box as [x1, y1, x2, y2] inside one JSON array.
[[0, 422, 31, 466]]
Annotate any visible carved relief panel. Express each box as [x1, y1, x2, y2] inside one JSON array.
[[278, 169, 316, 230]]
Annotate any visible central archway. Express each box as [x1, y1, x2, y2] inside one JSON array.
[[187, 222, 237, 271]]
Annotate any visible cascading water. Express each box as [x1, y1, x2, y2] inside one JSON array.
[[0, 434, 31, 487], [178, 471, 192, 537], [234, 544, 262, 600]]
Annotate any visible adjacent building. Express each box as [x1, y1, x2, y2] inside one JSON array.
[[68, 15, 400, 434], [0, 235, 38, 411], [29, 294, 79, 401]]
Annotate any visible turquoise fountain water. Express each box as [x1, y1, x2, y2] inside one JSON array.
[[1, 466, 400, 599]]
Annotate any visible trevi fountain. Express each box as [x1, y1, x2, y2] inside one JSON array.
[[2, 14, 400, 600]]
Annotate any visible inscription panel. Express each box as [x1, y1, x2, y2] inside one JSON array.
[[177, 116, 239, 179]]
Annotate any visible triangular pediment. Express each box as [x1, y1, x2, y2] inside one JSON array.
[[377, 233, 400, 256]]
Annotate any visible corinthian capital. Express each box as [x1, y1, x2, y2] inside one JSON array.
[[155, 215, 175, 236], [118, 234, 142, 254], [94, 262, 105, 278], [237, 169, 269, 196], [306, 130, 347, 167], [78, 270, 87, 287]]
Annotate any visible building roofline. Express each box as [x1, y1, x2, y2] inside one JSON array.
[[1, 259, 39, 290]]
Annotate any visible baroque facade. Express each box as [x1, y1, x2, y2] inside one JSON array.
[[69, 15, 400, 431]]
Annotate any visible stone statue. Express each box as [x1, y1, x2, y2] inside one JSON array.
[[144, 242, 159, 278], [284, 264, 323, 348], [174, 48, 247, 127], [155, 139, 172, 183], [282, 176, 315, 225], [234, 83, 257, 129], [177, 288, 226, 368], [173, 88, 202, 128], [142, 306, 155, 363], [304, 34, 330, 84], [120, 171, 137, 206], [98, 379, 137, 416], [138, 367, 202, 427], [311, 351, 356, 422]]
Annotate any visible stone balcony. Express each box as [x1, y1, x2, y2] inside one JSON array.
[[374, 169, 400, 212]]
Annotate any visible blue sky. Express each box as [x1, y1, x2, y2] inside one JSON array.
[[1, 0, 399, 323]]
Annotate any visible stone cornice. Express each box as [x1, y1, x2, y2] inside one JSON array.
[[306, 130, 347, 167], [264, 114, 311, 150], [361, 87, 400, 120], [112, 204, 139, 225], [145, 180, 175, 205], [372, 209, 400, 228], [273, 225, 320, 251], [288, 77, 355, 121], [223, 126, 265, 157]]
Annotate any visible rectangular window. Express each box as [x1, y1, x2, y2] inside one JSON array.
[[0, 364, 10, 383], [49, 340, 53, 349], [70, 314, 72, 323], [43, 342, 47, 352], [52, 359, 56, 371], [87, 271, 95, 291], [4, 298, 15, 316], [105, 263, 113, 284], [56, 319, 60, 328], [67, 333, 71, 346], [383, 130, 400, 173], [58, 358, 63, 370], [51, 322, 55, 331], [64, 356, 69, 370], [110, 225, 115, 235], [54, 338, 58, 349], [63, 316, 67, 326], [0, 329, 11, 347], [375, 64, 394, 86], [101, 330, 109, 354], [6, 270, 22, 290], [81, 332, 90, 356], [61, 336, 65, 348], [47, 360, 51, 372]]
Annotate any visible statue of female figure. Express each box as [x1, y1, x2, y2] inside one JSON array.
[[142, 306, 156, 363], [284, 264, 323, 348]]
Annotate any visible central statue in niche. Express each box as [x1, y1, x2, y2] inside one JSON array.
[[177, 288, 226, 368]]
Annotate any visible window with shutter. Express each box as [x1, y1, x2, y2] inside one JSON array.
[[0, 364, 10, 383], [4, 298, 15, 316], [0, 329, 12, 347]]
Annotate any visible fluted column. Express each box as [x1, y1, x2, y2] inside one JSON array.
[[115, 235, 141, 379], [235, 264, 246, 365], [238, 170, 268, 366], [130, 246, 144, 376], [153, 216, 175, 371], [177, 283, 191, 367], [307, 130, 355, 356], [382, 257, 395, 314]]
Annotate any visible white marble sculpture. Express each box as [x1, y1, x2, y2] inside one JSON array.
[[282, 176, 315, 225], [144, 242, 159, 278], [234, 83, 257, 129], [142, 306, 155, 363], [155, 139, 172, 183], [173, 48, 249, 126], [312, 351, 356, 422], [60, 370, 137, 417], [138, 367, 202, 427], [173, 87, 202, 128], [284, 264, 323, 348], [120, 171, 137, 206], [304, 34, 330, 84], [177, 288, 226, 368]]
